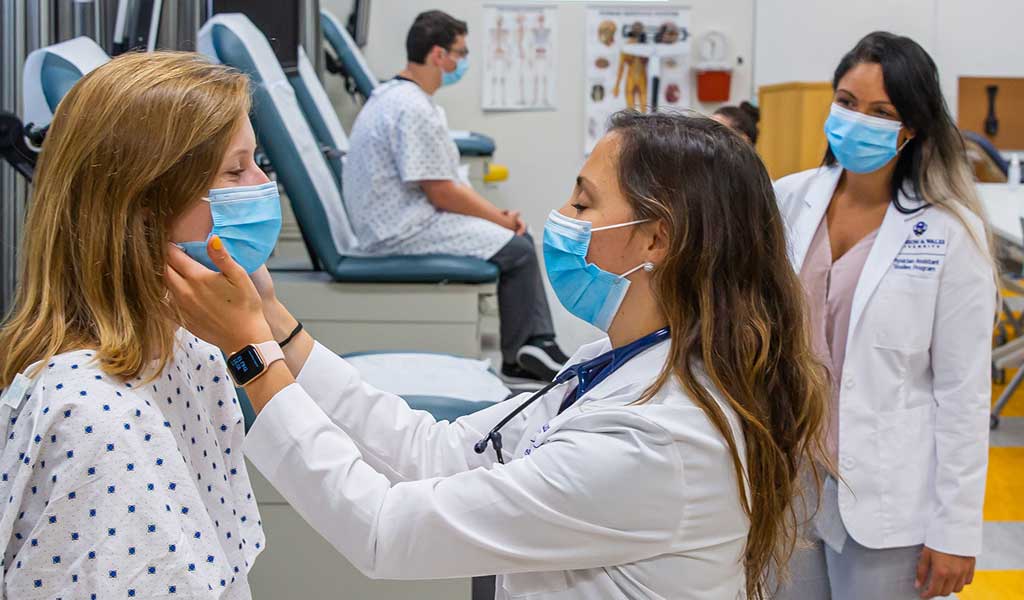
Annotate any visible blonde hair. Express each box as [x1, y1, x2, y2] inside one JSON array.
[[0, 51, 251, 386]]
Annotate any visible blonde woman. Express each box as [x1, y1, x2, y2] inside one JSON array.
[[0, 52, 275, 598]]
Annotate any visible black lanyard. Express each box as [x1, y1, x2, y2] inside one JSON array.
[[556, 328, 670, 415]]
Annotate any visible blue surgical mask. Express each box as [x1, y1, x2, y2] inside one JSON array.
[[442, 56, 468, 87], [176, 180, 282, 273], [824, 103, 909, 174], [543, 210, 653, 332]]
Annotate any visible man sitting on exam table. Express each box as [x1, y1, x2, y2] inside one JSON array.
[[343, 10, 568, 383]]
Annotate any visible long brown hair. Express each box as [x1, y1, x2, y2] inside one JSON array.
[[0, 51, 250, 386], [608, 111, 829, 598]]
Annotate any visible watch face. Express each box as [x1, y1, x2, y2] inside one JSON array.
[[228, 345, 265, 386]]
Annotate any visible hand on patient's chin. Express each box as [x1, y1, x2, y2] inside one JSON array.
[[165, 236, 272, 354]]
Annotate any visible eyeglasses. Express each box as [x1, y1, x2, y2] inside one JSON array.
[[446, 46, 470, 59]]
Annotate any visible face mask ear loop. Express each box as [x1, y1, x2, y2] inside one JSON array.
[[591, 218, 651, 233], [897, 137, 912, 153], [619, 262, 655, 279]]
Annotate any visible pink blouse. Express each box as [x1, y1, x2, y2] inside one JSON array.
[[799, 217, 878, 462]]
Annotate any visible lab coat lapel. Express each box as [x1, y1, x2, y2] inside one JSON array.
[[790, 168, 842, 271], [575, 340, 672, 407], [847, 195, 929, 339]]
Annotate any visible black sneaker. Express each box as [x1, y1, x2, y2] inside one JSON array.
[[516, 340, 568, 382], [500, 363, 548, 391]]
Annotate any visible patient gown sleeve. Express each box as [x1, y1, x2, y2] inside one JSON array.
[[392, 101, 458, 183]]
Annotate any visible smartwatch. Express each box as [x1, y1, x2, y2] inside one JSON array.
[[226, 341, 285, 387]]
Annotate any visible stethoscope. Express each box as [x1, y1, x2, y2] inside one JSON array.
[[474, 327, 671, 464], [473, 369, 577, 465]]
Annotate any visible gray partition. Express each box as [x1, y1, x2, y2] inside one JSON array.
[[1, 0, 31, 315]]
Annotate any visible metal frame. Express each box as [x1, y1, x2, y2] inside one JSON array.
[[991, 218, 1024, 428], [300, 0, 322, 78], [1, 0, 31, 316]]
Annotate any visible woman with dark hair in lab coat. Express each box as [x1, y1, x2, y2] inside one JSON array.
[[774, 32, 996, 600], [166, 111, 830, 599]]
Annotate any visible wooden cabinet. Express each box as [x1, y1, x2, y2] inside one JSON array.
[[756, 82, 834, 180], [959, 77, 1024, 151]]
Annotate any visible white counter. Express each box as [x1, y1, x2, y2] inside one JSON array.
[[979, 183, 1024, 248]]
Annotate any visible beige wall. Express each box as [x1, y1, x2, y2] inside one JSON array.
[[754, 0, 1024, 120], [319, 1, 757, 350]]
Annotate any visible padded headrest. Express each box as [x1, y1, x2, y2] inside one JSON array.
[[320, 9, 379, 99], [23, 37, 110, 128], [295, 45, 349, 154], [198, 13, 361, 263], [200, 14, 500, 285], [290, 45, 347, 187]]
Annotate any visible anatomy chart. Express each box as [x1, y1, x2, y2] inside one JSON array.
[[482, 4, 558, 111], [584, 5, 692, 154]]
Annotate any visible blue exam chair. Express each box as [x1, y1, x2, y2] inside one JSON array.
[[320, 8, 499, 160], [26, 27, 507, 423]]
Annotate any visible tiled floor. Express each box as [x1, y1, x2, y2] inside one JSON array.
[[958, 374, 1024, 599]]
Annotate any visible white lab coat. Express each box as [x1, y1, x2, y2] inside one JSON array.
[[243, 338, 750, 599], [775, 166, 995, 556]]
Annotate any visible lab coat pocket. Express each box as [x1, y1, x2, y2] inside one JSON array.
[[503, 571, 570, 597], [871, 274, 938, 353], [881, 404, 935, 516]]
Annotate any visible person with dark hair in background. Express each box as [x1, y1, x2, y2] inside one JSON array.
[[343, 10, 567, 383], [774, 31, 996, 600], [712, 101, 760, 145]]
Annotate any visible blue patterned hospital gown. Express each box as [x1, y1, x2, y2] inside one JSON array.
[[0, 329, 264, 599], [342, 78, 513, 260]]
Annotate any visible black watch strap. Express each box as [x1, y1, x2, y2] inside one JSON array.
[[279, 321, 303, 348]]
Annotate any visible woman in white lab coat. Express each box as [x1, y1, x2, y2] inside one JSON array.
[[166, 111, 829, 599], [773, 32, 996, 600]]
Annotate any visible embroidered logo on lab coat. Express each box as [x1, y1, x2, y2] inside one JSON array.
[[524, 423, 553, 456], [893, 225, 946, 275]]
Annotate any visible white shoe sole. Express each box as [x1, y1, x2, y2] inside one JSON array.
[[516, 344, 564, 373], [499, 373, 547, 392]]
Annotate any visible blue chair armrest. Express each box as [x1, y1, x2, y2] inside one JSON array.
[[453, 132, 496, 157], [328, 255, 499, 284]]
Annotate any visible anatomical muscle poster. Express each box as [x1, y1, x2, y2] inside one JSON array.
[[584, 5, 691, 153]]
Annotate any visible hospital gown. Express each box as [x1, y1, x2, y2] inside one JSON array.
[[342, 78, 513, 260], [0, 329, 264, 599]]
